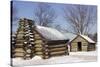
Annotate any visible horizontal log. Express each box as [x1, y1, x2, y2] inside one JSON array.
[[14, 53, 25, 57], [14, 48, 25, 52], [50, 53, 67, 57], [25, 54, 31, 57], [15, 45, 24, 48], [33, 31, 37, 34], [35, 48, 43, 51], [17, 31, 24, 34], [35, 54, 43, 56], [35, 44, 42, 47], [44, 52, 49, 55], [43, 56, 50, 59], [16, 40, 25, 43], [35, 40, 43, 44], [13, 56, 24, 58], [16, 44, 24, 46], [35, 52, 43, 55], [17, 34, 24, 36], [36, 54, 43, 57], [34, 36, 42, 40], [48, 44, 66, 48], [34, 34, 40, 37], [50, 51, 66, 55], [49, 47, 67, 52]]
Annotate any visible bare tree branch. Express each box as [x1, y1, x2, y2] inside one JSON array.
[[63, 5, 97, 35], [33, 3, 56, 27]]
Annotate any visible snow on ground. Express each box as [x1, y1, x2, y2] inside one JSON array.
[[70, 51, 97, 56], [12, 51, 97, 66]]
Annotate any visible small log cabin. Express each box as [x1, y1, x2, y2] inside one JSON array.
[[12, 18, 69, 59], [70, 34, 96, 52]]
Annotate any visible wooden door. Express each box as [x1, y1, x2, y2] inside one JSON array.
[[77, 42, 82, 51]]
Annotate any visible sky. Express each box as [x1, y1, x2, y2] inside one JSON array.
[[11, 1, 97, 34]]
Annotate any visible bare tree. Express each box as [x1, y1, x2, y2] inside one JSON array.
[[63, 5, 97, 35], [33, 3, 56, 27], [53, 24, 69, 33]]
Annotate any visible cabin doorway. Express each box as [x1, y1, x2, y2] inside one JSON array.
[[77, 42, 82, 51]]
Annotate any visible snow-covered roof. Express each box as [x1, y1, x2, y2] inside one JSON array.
[[79, 34, 95, 43], [63, 32, 95, 43], [36, 25, 67, 40]]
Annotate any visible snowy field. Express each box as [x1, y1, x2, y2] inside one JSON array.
[[12, 51, 97, 66]]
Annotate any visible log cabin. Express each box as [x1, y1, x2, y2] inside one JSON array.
[[12, 18, 69, 59], [70, 34, 96, 52]]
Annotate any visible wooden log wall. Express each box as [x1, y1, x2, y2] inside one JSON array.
[[13, 19, 26, 59], [12, 18, 69, 59], [23, 20, 35, 59], [13, 19, 36, 59], [11, 34, 16, 58], [33, 31, 50, 59], [47, 43, 69, 57]]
